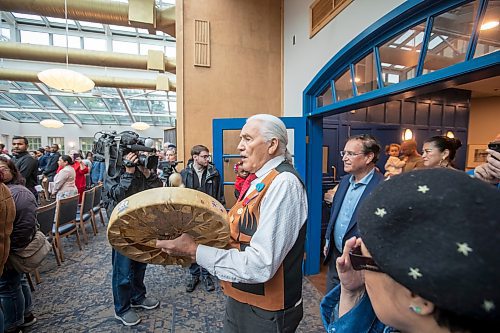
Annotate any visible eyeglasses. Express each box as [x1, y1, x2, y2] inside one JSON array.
[[349, 246, 381, 272], [198, 154, 211, 160], [340, 150, 365, 158]]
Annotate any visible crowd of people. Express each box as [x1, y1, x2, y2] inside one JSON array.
[[0, 121, 499, 333]]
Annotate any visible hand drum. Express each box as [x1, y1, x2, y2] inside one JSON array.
[[107, 187, 229, 266]]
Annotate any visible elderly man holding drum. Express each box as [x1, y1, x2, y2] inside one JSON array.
[[156, 114, 308, 333]]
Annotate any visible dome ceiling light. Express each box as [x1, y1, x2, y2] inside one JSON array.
[[37, 0, 94, 93], [40, 119, 64, 129]]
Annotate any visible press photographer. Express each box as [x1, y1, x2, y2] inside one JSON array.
[[475, 134, 500, 185], [92, 130, 163, 326]]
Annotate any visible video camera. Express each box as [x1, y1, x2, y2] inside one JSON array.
[[158, 160, 183, 186], [92, 130, 159, 178]]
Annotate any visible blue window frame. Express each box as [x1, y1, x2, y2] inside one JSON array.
[[303, 0, 498, 275]]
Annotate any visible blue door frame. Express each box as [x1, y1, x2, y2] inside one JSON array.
[[212, 117, 318, 275]]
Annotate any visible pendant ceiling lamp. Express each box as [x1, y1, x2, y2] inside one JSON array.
[[37, 0, 94, 93], [131, 122, 150, 131], [40, 119, 64, 129]]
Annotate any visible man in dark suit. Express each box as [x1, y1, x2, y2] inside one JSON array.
[[323, 134, 384, 292], [42, 144, 61, 182]]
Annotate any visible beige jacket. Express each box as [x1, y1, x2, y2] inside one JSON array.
[[53, 165, 78, 199]]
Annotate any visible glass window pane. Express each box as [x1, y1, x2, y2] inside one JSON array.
[[6, 112, 24, 120], [1, 28, 10, 41], [0, 96, 13, 106], [20, 30, 49, 45], [80, 97, 107, 110], [79, 21, 103, 29], [29, 94, 56, 108], [103, 98, 125, 111], [46, 17, 76, 26], [317, 84, 333, 107], [12, 13, 42, 21], [53, 34, 81, 48], [129, 99, 150, 111], [113, 40, 138, 54], [474, 0, 500, 58], [84, 37, 107, 51], [4, 93, 36, 107], [75, 114, 98, 124], [379, 21, 426, 86], [58, 96, 85, 110], [334, 69, 354, 101], [115, 115, 132, 125], [16, 82, 37, 91], [26, 137, 42, 149], [353, 52, 378, 95], [109, 25, 137, 33], [48, 137, 65, 154], [423, 1, 478, 73], [79, 137, 94, 153]]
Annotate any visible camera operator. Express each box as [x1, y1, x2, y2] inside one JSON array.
[[104, 150, 162, 327], [474, 133, 500, 186], [159, 147, 182, 186]]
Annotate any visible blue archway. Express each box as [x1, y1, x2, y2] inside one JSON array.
[[304, 0, 499, 274]]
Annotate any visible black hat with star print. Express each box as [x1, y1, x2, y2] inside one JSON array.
[[358, 168, 500, 322]]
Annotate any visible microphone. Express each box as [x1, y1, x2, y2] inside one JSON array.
[[144, 138, 154, 148]]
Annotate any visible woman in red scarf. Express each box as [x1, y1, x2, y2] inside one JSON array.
[[233, 162, 249, 199]]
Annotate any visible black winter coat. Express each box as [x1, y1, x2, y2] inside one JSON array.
[[103, 166, 163, 217], [12, 151, 38, 193], [180, 161, 225, 207]]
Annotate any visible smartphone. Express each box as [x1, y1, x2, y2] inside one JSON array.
[[488, 141, 500, 153]]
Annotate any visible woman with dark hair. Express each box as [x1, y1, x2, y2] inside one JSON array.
[[422, 136, 462, 168], [52, 155, 78, 200], [0, 156, 38, 332]]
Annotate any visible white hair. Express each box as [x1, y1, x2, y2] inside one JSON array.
[[247, 114, 292, 162]]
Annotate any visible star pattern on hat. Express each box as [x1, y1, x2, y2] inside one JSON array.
[[374, 208, 387, 218], [408, 267, 422, 280], [456, 242, 473, 256], [417, 185, 430, 194], [483, 300, 495, 312]]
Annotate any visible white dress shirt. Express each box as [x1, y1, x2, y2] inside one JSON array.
[[196, 156, 308, 283]]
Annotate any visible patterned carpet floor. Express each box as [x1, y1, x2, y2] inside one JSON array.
[[24, 212, 325, 332]]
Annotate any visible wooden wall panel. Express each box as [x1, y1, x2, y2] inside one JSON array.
[[179, 0, 282, 160]]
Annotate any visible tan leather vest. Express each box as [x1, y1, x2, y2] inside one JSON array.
[[220, 164, 306, 311]]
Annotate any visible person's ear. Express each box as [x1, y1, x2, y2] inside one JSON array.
[[365, 152, 374, 165], [442, 149, 450, 161], [409, 293, 435, 316], [268, 138, 279, 155]]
